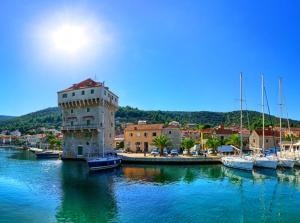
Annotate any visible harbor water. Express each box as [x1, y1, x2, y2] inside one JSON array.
[[1, 147, 300, 223]]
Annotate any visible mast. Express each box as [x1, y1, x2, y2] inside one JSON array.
[[240, 72, 243, 155], [102, 111, 105, 158], [262, 74, 265, 152], [279, 78, 282, 150]]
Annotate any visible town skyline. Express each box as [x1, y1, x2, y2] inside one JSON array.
[[1, 1, 300, 119]]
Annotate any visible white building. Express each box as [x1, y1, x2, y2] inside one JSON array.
[[10, 130, 21, 137], [58, 78, 119, 159]]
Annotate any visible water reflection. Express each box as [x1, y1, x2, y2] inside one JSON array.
[[56, 161, 119, 223], [122, 164, 225, 185]]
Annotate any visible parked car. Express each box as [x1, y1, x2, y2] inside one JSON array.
[[163, 148, 168, 156], [151, 149, 160, 157], [183, 150, 188, 155], [115, 149, 124, 153], [170, 149, 179, 156], [192, 151, 199, 156]]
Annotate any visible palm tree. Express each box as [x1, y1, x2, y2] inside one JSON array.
[[151, 135, 172, 156], [181, 138, 196, 155], [225, 134, 240, 148], [205, 137, 221, 154]]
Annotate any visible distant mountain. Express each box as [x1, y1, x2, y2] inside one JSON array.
[[0, 107, 61, 133], [0, 115, 15, 122], [0, 106, 300, 133]]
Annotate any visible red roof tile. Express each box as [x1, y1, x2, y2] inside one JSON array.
[[125, 124, 164, 131], [62, 79, 102, 92], [254, 129, 280, 137]]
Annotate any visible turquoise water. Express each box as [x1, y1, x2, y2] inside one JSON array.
[[1, 148, 300, 223]]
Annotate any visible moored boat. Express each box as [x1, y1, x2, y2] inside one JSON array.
[[87, 156, 121, 171], [277, 157, 295, 168], [221, 73, 254, 171], [254, 156, 278, 169], [222, 156, 253, 171], [35, 151, 60, 159]]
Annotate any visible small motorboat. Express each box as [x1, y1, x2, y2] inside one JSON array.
[[87, 156, 121, 171], [35, 151, 60, 159]]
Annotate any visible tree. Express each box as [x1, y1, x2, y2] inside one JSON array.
[[151, 135, 172, 156], [181, 138, 196, 155], [116, 141, 124, 149], [206, 137, 221, 153], [225, 134, 240, 148], [46, 133, 62, 150]]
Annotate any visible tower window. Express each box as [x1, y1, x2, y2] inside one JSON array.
[[71, 121, 74, 126], [87, 120, 91, 126], [81, 91, 85, 95], [87, 108, 90, 112], [71, 109, 74, 114], [86, 142, 90, 145], [72, 92, 75, 96], [62, 94, 67, 98], [91, 89, 94, 94]]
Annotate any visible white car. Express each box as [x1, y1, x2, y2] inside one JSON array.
[[151, 149, 160, 156], [170, 149, 179, 156]]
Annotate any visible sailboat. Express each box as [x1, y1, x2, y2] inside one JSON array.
[[253, 75, 278, 169], [221, 73, 254, 171], [277, 78, 295, 168], [87, 112, 121, 171]]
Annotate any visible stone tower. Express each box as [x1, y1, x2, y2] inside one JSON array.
[[58, 79, 118, 159]]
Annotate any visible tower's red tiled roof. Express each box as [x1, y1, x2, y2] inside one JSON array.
[[62, 79, 102, 92]]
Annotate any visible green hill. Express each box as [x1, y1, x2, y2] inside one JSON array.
[[0, 106, 299, 133], [0, 115, 15, 122]]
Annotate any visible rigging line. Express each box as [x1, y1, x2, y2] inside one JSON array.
[[283, 93, 293, 146], [264, 87, 277, 151], [242, 79, 251, 130]]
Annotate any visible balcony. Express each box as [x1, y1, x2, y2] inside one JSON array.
[[61, 124, 102, 131]]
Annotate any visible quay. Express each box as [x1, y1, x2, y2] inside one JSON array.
[[119, 153, 221, 165]]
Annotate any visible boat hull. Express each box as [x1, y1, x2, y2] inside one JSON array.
[[278, 158, 295, 168], [36, 152, 60, 159], [254, 158, 277, 169], [88, 157, 122, 171], [222, 157, 253, 171]]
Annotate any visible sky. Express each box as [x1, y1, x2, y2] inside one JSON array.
[[1, 0, 300, 119]]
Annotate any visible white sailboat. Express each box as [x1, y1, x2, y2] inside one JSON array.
[[253, 75, 278, 169], [277, 78, 295, 168], [221, 73, 254, 171]]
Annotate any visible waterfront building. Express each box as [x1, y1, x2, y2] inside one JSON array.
[[22, 134, 47, 147], [113, 135, 124, 148], [10, 130, 21, 137], [58, 79, 118, 159], [212, 125, 238, 141], [249, 128, 280, 150], [124, 121, 181, 152]]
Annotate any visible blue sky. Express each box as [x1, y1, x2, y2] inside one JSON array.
[[1, 0, 300, 119]]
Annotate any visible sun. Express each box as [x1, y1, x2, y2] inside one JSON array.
[[51, 24, 90, 55]]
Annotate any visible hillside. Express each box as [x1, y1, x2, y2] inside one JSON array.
[[0, 115, 15, 122], [0, 106, 300, 133]]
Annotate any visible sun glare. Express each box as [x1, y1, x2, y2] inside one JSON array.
[[30, 10, 116, 68], [51, 24, 90, 55]]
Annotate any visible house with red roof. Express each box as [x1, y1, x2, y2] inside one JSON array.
[[249, 128, 280, 150]]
